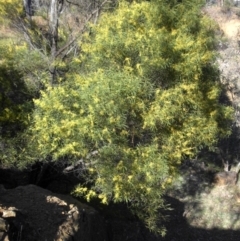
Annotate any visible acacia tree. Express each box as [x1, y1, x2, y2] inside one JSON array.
[[25, 0, 233, 235]]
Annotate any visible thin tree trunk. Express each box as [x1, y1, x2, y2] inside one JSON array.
[[49, 0, 59, 86], [23, 0, 34, 17]]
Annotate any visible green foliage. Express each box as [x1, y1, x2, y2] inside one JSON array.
[[12, 42, 49, 90], [0, 43, 29, 132], [27, 0, 233, 235], [30, 69, 171, 234], [80, 0, 215, 84], [0, 41, 34, 165], [0, 0, 23, 23], [31, 70, 152, 158]]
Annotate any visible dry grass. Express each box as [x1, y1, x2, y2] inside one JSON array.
[[0, 25, 16, 39], [185, 185, 240, 230], [167, 158, 240, 237]]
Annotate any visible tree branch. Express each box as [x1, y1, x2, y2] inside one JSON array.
[[55, 0, 109, 59]]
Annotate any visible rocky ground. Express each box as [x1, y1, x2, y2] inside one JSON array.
[[2, 159, 240, 241], [0, 184, 108, 241], [0, 168, 159, 241]]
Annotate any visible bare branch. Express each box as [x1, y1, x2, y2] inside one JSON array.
[[55, 0, 109, 59], [65, 0, 81, 7]]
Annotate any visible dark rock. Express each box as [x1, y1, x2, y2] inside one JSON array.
[[0, 185, 108, 241]]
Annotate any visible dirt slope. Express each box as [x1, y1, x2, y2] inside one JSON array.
[[205, 6, 240, 39]]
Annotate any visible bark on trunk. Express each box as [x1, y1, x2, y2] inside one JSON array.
[[23, 0, 34, 17], [49, 0, 59, 86]]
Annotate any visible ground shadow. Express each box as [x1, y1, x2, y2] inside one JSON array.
[[161, 196, 240, 241], [1, 170, 240, 240], [0, 184, 108, 241]]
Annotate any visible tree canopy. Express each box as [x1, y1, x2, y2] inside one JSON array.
[[13, 0, 233, 235]]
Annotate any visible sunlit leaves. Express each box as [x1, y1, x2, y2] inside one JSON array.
[[31, 70, 152, 158], [81, 0, 217, 87]]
